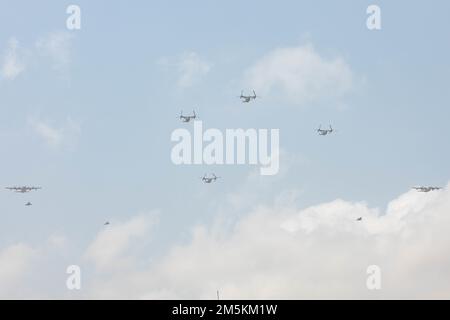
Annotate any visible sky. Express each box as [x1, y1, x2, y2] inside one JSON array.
[[1, 0, 450, 299]]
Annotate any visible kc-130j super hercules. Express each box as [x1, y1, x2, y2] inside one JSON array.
[[5, 186, 41, 193], [412, 186, 442, 192]]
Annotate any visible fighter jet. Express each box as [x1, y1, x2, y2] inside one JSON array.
[[25, 202, 32, 207], [5, 186, 41, 193], [239, 90, 258, 103], [317, 125, 334, 136], [356, 217, 363, 221], [179, 110, 197, 123], [104, 221, 110, 226], [201, 173, 220, 184], [412, 186, 442, 193]]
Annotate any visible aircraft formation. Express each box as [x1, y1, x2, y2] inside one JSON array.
[[3, 91, 444, 225], [4, 186, 40, 207], [176, 89, 444, 223]]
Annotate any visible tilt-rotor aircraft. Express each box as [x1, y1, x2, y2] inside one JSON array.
[[201, 174, 220, 184], [239, 90, 258, 103], [317, 125, 334, 136], [180, 110, 197, 123]]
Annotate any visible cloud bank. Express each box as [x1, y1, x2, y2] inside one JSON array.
[[84, 183, 450, 299], [1, 183, 449, 299]]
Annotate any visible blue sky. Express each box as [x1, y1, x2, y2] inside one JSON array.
[[1, 1, 450, 298]]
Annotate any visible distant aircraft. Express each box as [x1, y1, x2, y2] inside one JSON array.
[[180, 110, 197, 123], [239, 90, 258, 103], [104, 221, 110, 226], [5, 186, 41, 193], [25, 202, 32, 207], [201, 173, 220, 184], [356, 217, 363, 221], [317, 125, 334, 136], [412, 186, 442, 193]]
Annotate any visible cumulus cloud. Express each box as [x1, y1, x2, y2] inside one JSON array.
[[29, 117, 81, 148], [84, 214, 157, 272], [0, 243, 36, 297], [1, 38, 26, 80], [159, 52, 212, 88], [1, 184, 450, 299], [47, 234, 68, 250], [243, 44, 354, 106], [84, 184, 450, 299]]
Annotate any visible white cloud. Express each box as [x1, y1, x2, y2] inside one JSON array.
[[243, 44, 354, 106], [47, 234, 68, 250], [2, 184, 450, 299], [1, 38, 26, 80], [159, 52, 212, 88], [83, 183, 450, 299], [84, 214, 157, 272], [29, 117, 81, 148], [0, 243, 36, 296], [36, 31, 73, 72], [1, 31, 74, 81]]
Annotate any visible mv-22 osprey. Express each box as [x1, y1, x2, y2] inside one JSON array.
[[201, 174, 220, 184], [239, 90, 259, 103], [317, 125, 334, 136], [179, 110, 197, 123]]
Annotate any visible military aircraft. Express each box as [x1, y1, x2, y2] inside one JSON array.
[[356, 217, 363, 221], [180, 110, 197, 123], [317, 125, 334, 136], [25, 202, 32, 207], [239, 90, 258, 103], [5, 186, 41, 193], [201, 173, 220, 184], [104, 221, 110, 226], [412, 186, 442, 193]]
